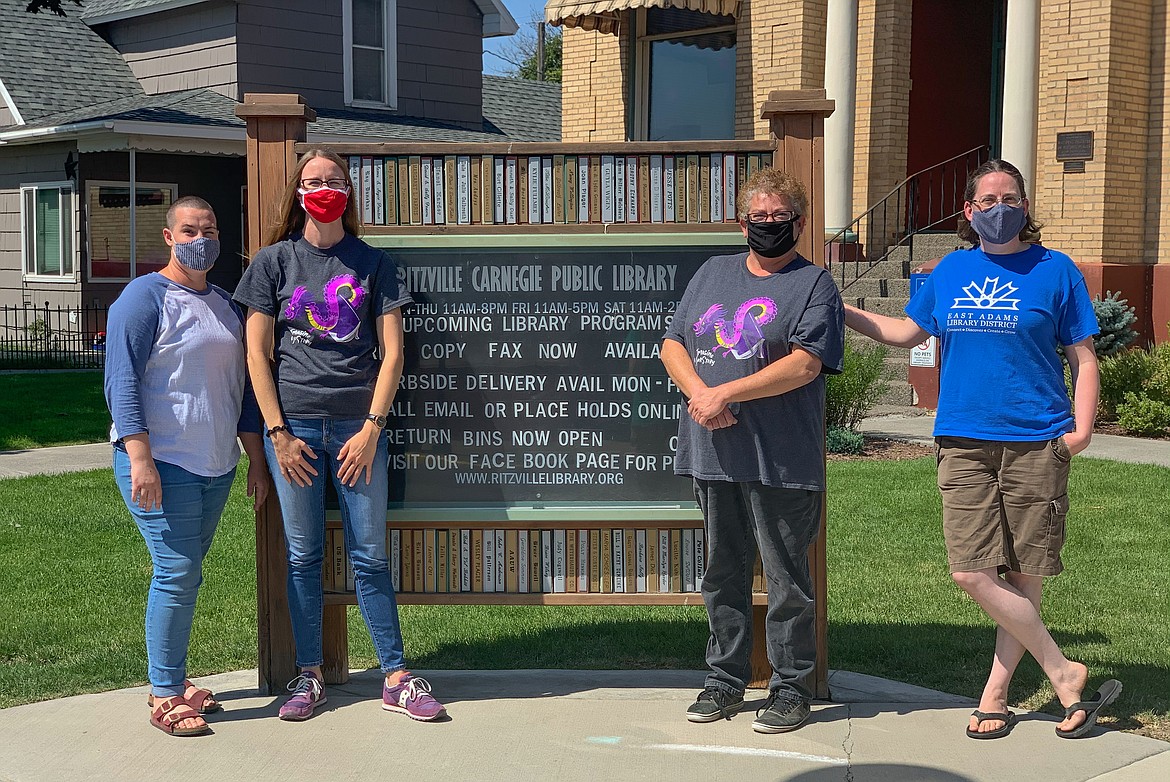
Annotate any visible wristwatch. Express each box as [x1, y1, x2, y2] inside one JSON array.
[[365, 413, 387, 429]]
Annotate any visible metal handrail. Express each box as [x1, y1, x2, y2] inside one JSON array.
[[826, 145, 990, 292]]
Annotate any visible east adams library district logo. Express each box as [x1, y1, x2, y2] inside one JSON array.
[[946, 276, 1022, 334]]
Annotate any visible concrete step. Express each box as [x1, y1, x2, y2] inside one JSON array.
[[911, 232, 966, 258], [839, 277, 911, 299], [884, 351, 909, 383], [882, 234, 969, 269], [843, 296, 910, 318], [879, 379, 915, 406]]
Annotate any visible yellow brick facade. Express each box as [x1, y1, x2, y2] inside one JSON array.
[[556, 0, 1168, 338], [561, 26, 629, 142], [560, 1, 827, 143], [733, 0, 827, 139], [1034, 0, 1162, 266], [850, 0, 912, 229]]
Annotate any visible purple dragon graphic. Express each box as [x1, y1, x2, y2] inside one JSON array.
[[285, 274, 365, 343], [693, 297, 777, 360]]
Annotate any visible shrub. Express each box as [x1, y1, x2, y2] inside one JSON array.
[[1115, 393, 1170, 437], [826, 426, 865, 455], [826, 341, 892, 431], [1091, 291, 1138, 357], [25, 318, 49, 341], [1097, 349, 1157, 420]]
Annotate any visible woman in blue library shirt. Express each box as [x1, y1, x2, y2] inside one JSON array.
[[844, 159, 1120, 740], [233, 149, 445, 722], [105, 196, 268, 737]]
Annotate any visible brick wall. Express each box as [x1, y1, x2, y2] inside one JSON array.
[[560, 2, 828, 143], [850, 0, 912, 248], [735, 0, 828, 140], [1144, 1, 1169, 270], [560, 25, 628, 142], [1035, 1, 1151, 265]]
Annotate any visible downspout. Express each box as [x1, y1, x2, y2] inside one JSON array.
[[129, 148, 137, 276]]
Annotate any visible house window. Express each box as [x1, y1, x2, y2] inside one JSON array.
[[344, 0, 397, 109], [21, 183, 74, 279], [637, 8, 737, 141], [86, 182, 177, 280]]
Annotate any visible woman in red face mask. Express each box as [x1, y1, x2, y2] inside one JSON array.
[[234, 150, 445, 723]]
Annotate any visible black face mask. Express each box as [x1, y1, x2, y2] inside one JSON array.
[[745, 216, 800, 258]]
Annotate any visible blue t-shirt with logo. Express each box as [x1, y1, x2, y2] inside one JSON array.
[[905, 244, 1098, 441]]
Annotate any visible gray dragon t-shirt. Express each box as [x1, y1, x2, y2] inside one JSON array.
[[233, 234, 411, 418], [664, 252, 844, 490]]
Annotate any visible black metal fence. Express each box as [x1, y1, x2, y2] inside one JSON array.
[[0, 303, 109, 370]]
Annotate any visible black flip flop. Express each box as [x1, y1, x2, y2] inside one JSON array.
[[1056, 679, 1123, 739], [966, 710, 1017, 739]]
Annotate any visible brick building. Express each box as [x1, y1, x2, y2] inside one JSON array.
[[546, 0, 1169, 344]]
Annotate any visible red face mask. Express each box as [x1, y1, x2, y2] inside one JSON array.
[[299, 186, 349, 224]]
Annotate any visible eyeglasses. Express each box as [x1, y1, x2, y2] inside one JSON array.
[[969, 195, 1023, 209], [745, 210, 797, 223], [300, 178, 349, 191]]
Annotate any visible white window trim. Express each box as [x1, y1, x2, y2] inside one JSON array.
[[343, 0, 398, 111], [85, 180, 179, 283], [20, 181, 77, 284]]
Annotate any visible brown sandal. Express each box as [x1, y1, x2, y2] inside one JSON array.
[[147, 680, 222, 714], [149, 696, 211, 737]]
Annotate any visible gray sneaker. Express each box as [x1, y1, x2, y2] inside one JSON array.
[[752, 690, 810, 733], [686, 687, 744, 722]]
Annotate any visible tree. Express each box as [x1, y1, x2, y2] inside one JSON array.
[[26, 0, 81, 14], [517, 28, 562, 83], [488, 16, 563, 83]]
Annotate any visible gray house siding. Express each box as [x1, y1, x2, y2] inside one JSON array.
[[0, 142, 82, 309], [397, 0, 483, 127], [235, 0, 484, 128], [235, 0, 343, 108], [98, 1, 238, 99], [0, 106, 14, 126]]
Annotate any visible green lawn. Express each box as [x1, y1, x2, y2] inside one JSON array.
[[0, 456, 1165, 739], [0, 372, 108, 449]]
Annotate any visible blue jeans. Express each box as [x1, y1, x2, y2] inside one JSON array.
[[113, 446, 236, 698], [694, 479, 822, 700], [264, 417, 405, 673]]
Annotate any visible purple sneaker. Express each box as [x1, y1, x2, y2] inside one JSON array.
[[382, 673, 445, 721], [279, 671, 326, 721]]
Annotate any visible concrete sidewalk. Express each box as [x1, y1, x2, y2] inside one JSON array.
[[859, 413, 1170, 467], [0, 669, 1165, 782], [0, 442, 110, 478]]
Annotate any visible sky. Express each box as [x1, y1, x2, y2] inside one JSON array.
[[483, 0, 548, 76]]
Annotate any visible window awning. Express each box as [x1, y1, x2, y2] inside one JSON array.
[[545, 0, 739, 35]]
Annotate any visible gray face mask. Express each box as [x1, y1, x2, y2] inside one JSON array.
[[172, 236, 220, 271], [970, 202, 1028, 245]]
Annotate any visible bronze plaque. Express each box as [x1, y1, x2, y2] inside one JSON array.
[[1056, 131, 1094, 161]]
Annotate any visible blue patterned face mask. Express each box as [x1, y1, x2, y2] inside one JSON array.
[[969, 202, 1027, 245], [172, 236, 220, 271]]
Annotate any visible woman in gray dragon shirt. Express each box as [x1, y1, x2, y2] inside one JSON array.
[[234, 150, 444, 723]]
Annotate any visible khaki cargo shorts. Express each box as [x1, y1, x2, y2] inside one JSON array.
[[935, 436, 1071, 576]]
